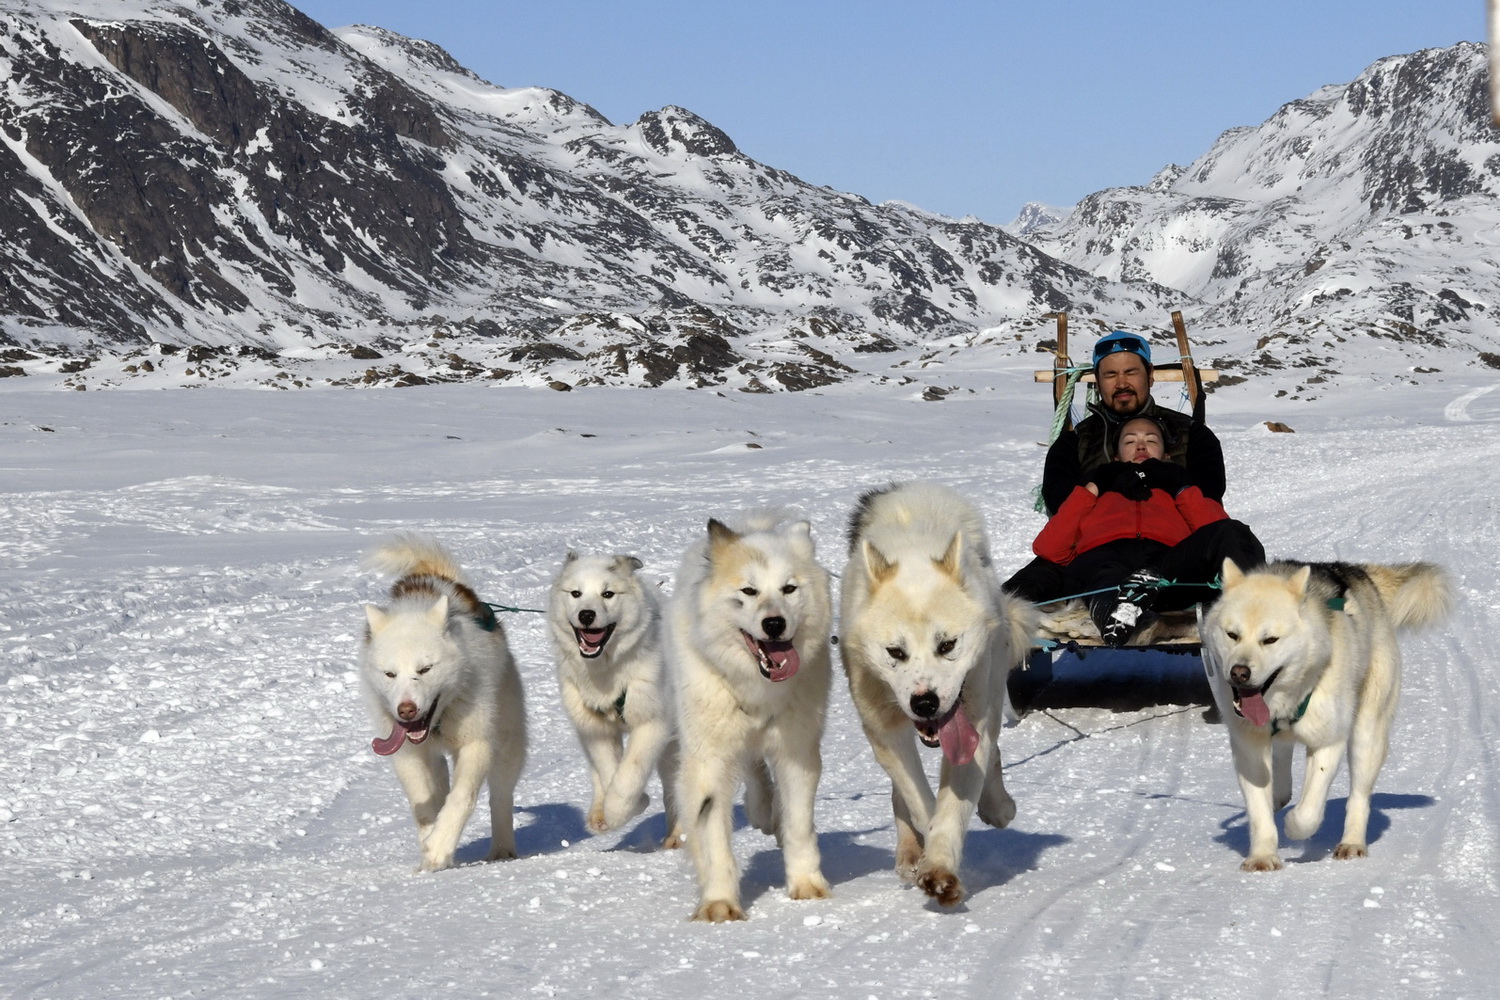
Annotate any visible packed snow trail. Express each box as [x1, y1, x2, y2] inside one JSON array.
[[1, 382, 1495, 999]]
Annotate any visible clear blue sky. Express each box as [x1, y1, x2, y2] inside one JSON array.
[[295, 0, 1483, 226]]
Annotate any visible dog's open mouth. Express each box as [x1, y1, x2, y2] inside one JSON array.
[[574, 622, 616, 659], [740, 630, 800, 682], [913, 699, 980, 766], [1231, 668, 1282, 728], [371, 700, 438, 756]]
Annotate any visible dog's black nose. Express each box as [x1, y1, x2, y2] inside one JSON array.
[[762, 616, 786, 638], [578, 609, 595, 626], [1229, 664, 1251, 687], [910, 691, 939, 719]]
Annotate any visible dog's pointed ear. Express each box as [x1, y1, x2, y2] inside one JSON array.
[[862, 540, 898, 586], [614, 554, 644, 573], [785, 520, 815, 558], [426, 594, 450, 625], [707, 518, 739, 549], [933, 531, 964, 582], [1220, 557, 1246, 589], [564, 550, 579, 565], [364, 604, 389, 634], [1289, 564, 1313, 597]]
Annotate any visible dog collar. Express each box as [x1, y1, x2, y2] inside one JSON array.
[[1270, 692, 1313, 735], [591, 690, 627, 720]]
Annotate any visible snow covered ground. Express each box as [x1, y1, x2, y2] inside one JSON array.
[[1, 371, 1496, 998]]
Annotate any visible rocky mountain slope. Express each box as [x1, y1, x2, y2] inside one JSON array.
[[0, 0, 1181, 392], [0, 2, 1494, 395], [1022, 43, 1500, 395]]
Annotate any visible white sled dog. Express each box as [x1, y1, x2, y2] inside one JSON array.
[[839, 482, 1037, 906], [547, 551, 681, 848], [1203, 558, 1452, 872], [359, 534, 527, 871], [667, 512, 834, 922]]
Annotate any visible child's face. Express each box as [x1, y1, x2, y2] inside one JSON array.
[[1117, 419, 1165, 463]]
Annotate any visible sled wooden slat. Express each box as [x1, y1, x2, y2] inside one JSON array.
[[1033, 368, 1220, 385]]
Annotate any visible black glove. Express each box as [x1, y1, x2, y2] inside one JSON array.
[[1091, 462, 1152, 501], [1136, 458, 1191, 495]]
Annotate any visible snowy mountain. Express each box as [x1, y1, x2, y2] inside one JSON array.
[[0, 3, 1494, 396], [0, 0, 1176, 391], [1026, 43, 1500, 395]]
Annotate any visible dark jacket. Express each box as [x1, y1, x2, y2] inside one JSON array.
[[1033, 480, 1229, 566], [1041, 397, 1225, 515]]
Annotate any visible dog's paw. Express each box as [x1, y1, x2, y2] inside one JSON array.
[[916, 864, 965, 907], [1282, 808, 1323, 841], [602, 790, 649, 830], [585, 804, 609, 835], [1332, 842, 1368, 860], [485, 844, 518, 862], [661, 828, 684, 850], [692, 899, 746, 923], [1240, 854, 1284, 873], [788, 872, 831, 901], [895, 844, 924, 883], [978, 790, 1016, 829], [418, 853, 455, 873]]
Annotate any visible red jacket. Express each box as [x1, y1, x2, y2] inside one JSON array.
[[1033, 484, 1229, 565]]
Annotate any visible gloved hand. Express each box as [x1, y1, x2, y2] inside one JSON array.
[[1136, 458, 1191, 495], [1091, 462, 1152, 501]]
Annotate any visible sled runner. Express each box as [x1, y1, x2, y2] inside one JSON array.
[[1009, 311, 1221, 714]]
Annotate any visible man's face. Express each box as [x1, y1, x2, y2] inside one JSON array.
[[1096, 351, 1152, 416]]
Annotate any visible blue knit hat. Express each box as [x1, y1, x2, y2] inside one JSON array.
[[1092, 330, 1152, 369]]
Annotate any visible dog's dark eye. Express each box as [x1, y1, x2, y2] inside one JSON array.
[[384, 671, 396, 678], [1261, 636, 1279, 646], [936, 638, 956, 656], [570, 590, 582, 599], [1225, 630, 1240, 642], [418, 666, 431, 675], [781, 584, 797, 595], [602, 590, 614, 599], [741, 587, 758, 597], [886, 646, 908, 662]]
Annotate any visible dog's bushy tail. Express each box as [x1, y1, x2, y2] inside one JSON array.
[[1365, 562, 1454, 630], [363, 532, 468, 585]]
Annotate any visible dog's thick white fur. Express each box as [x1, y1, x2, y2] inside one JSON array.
[[1203, 558, 1453, 872], [839, 482, 1037, 906], [666, 512, 834, 922], [547, 551, 681, 848], [360, 534, 527, 871]]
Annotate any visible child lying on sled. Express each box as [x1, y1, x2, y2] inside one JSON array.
[[1031, 416, 1263, 646]]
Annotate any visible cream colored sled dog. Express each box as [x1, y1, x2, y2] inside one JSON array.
[[360, 534, 527, 871], [548, 551, 681, 848], [1203, 558, 1452, 872], [667, 513, 834, 922], [839, 482, 1036, 906]]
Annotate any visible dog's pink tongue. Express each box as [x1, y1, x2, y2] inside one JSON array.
[[1238, 691, 1271, 727], [764, 641, 800, 682], [937, 705, 979, 766], [371, 725, 406, 756]]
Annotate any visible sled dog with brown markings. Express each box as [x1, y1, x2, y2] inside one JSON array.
[[360, 533, 527, 871], [839, 482, 1036, 906], [667, 512, 834, 922], [1203, 558, 1452, 872]]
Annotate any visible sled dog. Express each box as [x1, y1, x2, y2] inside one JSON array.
[[839, 482, 1037, 906], [667, 513, 834, 922], [1203, 558, 1452, 871], [547, 551, 681, 847], [359, 533, 527, 871]]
